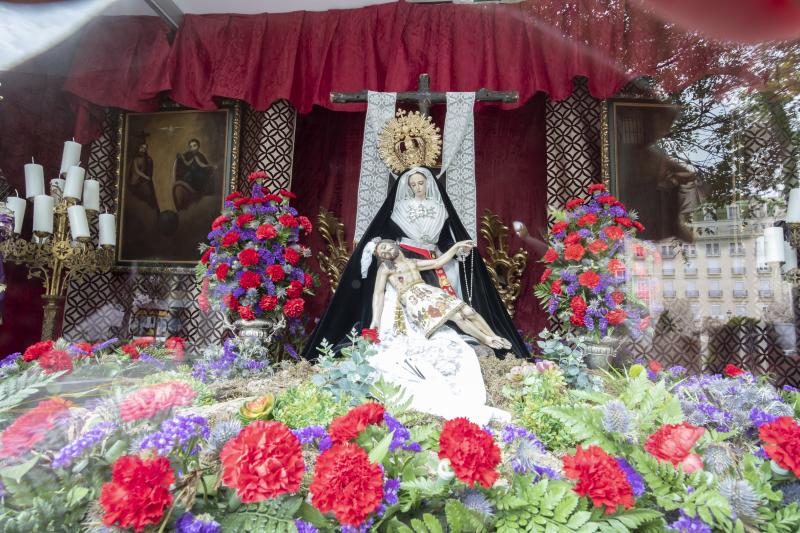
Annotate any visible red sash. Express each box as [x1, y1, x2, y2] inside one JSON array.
[[399, 243, 457, 297]]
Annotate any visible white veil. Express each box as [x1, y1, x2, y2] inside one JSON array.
[[391, 167, 447, 244], [395, 167, 442, 204]]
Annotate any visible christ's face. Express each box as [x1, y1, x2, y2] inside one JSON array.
[[408, 172, 427, 200], [375, 242, 399, 261]]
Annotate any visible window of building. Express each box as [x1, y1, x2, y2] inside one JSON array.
[[727, 205, 740, 219], [690, 303, 700, 318], [735, 304, 747, 316], [683, 244, 697, 257], [663, 260, 674, 274], [711, 304, 722, 317], [729, 242, 745, 255], [706, 243, 720, 256]]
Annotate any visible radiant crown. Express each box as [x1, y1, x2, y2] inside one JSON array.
[[378, 110, 442, 173]]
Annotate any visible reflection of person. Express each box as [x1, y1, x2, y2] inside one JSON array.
[[128, 142, 155, 206], [172, 138, 213, 210]]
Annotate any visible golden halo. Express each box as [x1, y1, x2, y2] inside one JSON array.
[[378, 110, 442, 173]]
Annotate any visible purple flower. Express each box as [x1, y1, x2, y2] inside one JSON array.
[[139, 353, 166, 370], [176, 512, 221, 533], [52, 422, 116, 469], [139, 414, 209, 456], [667, 510, 712, 533], [318, 435, 333, 452], [669, 366, 687, 376], [284, 343, 299, 360], [750, 408, 778, 428], [384, 478, 400, 505], [615, 458, 645, 497], [294, 520, 319, 533], [384, 413, 421, 452], [501, 424, 546, 451], [784, 385, 800, 393], [292, 425, 328, 446], [0, 352, 21, 368]]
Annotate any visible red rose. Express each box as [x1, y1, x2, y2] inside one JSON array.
[[238, 306, 256, 321], [603, 226, 625, 240], [310, 443, 384, 526], [266, 264, 286, 282], [587, 183, 607, 194], [551, 221, 568, 234], [284, 247, 300, 266], [578, 271, 600, 289], [607, 259, 626, 275], [99, 455, 174, 532], [234, 198, 251, 208], [587, 240, 608, 254], [247, 170, 269, 182], [361, 328, 380, 344], [645, 422, 705, 472], [278, 214, 298, 228], [286, 280, 303, 298], [606, 309, 626, 325], [279, 189, 297, 199], [200, 247, 214, 264], [597, 195, 617, 204], [571, 296, 588, 313], [239, 271, 261, 289], [330, 402, 385, 444], [222, 231, 240, 247], [614, 216, 633, 228], [225, 192, 243, 202], [223, 293, 238, 310], [611, 292, 625, 304], [648, 360, 662, 374], [724, 363, 745, 377], [298, 215, 313, 233], [211, 215, 229, 230], [215, 263, 229, 281], [564, 244, 586, 261], [564, 231, 583, 245], [220, 420, 304, 503], [633, 221, 645, 232], [540, 268, 552, 283], [38, 349, 72, 374], [570, 312, 586, 326], [759, 417, 800, 477], [238, 248, 260, 267], [577, 214, 598, 227], [439, 417, 501, 488], [563, 445, 634, 514], [165, 337, 185, 361], [566, 198, 583, 209], [259, 295, 278, 311], [22, 340, 53, 362], [551, 279, 563, 294], [254, 224, 276, 241], [283, 298, 305, 318], [236, 213, 255, 227], [0, 398, 72, 457], [543, 248, 558, 263]]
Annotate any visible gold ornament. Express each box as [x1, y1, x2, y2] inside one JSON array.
[[378, 110, 442, 172]]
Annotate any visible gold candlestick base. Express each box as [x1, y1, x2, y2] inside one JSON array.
[[786, 222, 800, 250]]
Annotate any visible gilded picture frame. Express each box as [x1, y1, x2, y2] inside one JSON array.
[[115, 102, 240, 269]]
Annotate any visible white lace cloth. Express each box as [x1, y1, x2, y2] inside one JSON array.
[[368, 283, 510, 425], [438, 92, 477, 240]]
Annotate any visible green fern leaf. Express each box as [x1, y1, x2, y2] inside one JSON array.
[[445, 499, 487, 533]]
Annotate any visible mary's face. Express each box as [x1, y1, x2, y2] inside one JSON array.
[[408, 172, 427, 200]]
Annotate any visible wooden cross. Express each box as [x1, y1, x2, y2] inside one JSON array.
[[330, 73, 517, 116]]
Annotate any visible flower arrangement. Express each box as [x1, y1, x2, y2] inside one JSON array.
[[535, 183, 650, 340]]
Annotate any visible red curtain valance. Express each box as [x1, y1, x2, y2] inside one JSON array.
[[63, 1, 767, 142]]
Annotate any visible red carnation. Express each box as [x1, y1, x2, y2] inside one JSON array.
[[0, 398, 72, 457], [211, 215, 229, 230], [298, 215, 313, 233], [597, 195, 617, 204], [200, 247, 214, 264], [587, 240, 608, 254], [645, 422, 705, 473], [222, 231, 240, 247], [759, 417, 800, 477], [551, 221, 568, 234], [225, 192, 243, 202], [633, 221, 645, 232], [238, 248, 260, 267], [165, 337, 185, 361], [22, 340, 53, 362], [606, 309, 626, 325], [283, 298, 305, 318], [611, 292, 625, 304], [551, 279, 563, 295], [603, 226, 625, 240], [223, 293, 238, 310], [266, 264, 286, 282], [564, 231, 583, 245], [543, 248, 558, 263], [73, 342, 94, 358], [239, 270, 261, 289], [578, 271, 600, 289], [587, 183, 606, 194], [234, 198, 251, 208], [571, 296, 588, 313], [215, 263, 229, 281], [220, 420, 304, 503], [279, 189, 297, 199], [330, 402, 385, 444], [577, 214, 598, 227], [540, 268, 552, 283], [99, 455, 174, 532], [724, 363, 745, 377], [264, 193, 282, 203], [361, 328, 380, 344], [570, 312, 587, 326], [563, 445, 634, 514], [286, 280, 303, 298], [278, 214, 298, 228], [607, 259, 626, 275], [284, 247, 300, 266], [238, 306, 256, 321], [566, 198, 584, 209], [439, 417, 501, 488], [564, 243, 586, 261], [256, 223, 278, 240], [38, 349, 72, 374], [121, 344, 140, 359], [303, 272, 315, 289], [236, 213, 255, 227], [614, 216, 633, 228], [259, 295, 278, 311], [310, 443, 384, 526], [247, 170, 269, 182], [119, 381, 196, 422], [648, 360, 663, 374]]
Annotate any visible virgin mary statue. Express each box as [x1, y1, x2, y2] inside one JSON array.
[[302, 166, 528, 359]]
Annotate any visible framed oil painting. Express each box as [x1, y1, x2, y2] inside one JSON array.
[[116, 103, 240, 267], [603, 99, 699, 243]]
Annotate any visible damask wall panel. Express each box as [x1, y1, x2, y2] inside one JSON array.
[[238, 100, 297, 192]]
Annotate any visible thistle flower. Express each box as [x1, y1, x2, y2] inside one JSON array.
[[718, 477, 761, 523], [204, 419, 242, 456], [602, 400, 634, 435], [702, 443, 734, 475], [460, 489, 495, 517], [781, 482, 800, 506]]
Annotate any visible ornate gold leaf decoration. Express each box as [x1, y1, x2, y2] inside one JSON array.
[[316, 208, 350, 293], [480, 209, 528, 318], [378, 110, 442, 172]]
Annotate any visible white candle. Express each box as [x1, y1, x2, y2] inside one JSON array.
[[99, 213, 116, 246], [67, 205, 90, 240], [59, 140, 82, 174], [7, 196, 26, 234], [764, 226, 785, 263], [63, 165, 85, 200], [32, 195, 54, 234], [756, 236, 766, 268], [782, 241, 798, 273], [788, 188, 800, 223], [24, 161, 44, 198], [83, 179, 100, 211]]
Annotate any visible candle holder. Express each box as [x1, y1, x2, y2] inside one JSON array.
[[0, 195, 114, 340]]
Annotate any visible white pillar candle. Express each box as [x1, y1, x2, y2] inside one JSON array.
[[764, 226, 785, 263], [788, 188, 800, 223], [782, 241, 798, 273], [59, 140, 82, 174], [24, 162, 45, 198], [83, 179, 100, 211], [756, 236, 766, 268], [63, 165, 85, 200], [67, 205, 90, 240], [99, 213, 116, 246], [7, 196, 26, 234], [32, 195, 54, 234]]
